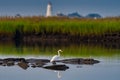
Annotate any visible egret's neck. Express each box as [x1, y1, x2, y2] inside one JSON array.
[[58, 51, 60, 56]]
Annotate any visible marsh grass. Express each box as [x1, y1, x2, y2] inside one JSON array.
[[0, 16, 120, 37]]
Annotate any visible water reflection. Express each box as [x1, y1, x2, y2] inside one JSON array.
[[55, 71, 62, 80], [0, 41, 120, 80], [0, 40, 120, 59]]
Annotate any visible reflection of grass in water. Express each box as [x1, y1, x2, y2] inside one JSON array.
[[0, 44, 119, 59], [62, 45, 120, 58]]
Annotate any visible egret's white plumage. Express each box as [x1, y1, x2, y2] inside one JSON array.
[[50, 49, 62, 64]]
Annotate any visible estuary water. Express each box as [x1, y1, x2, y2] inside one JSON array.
[[0, 42, 120, 80]]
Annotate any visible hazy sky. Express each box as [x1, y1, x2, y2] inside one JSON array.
[[0, 0, 120, 17]]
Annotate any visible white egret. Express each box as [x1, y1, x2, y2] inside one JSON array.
[[50, 49, 63, 64]]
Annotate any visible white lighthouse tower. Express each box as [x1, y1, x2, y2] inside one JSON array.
[[46, 2, 52, 17]]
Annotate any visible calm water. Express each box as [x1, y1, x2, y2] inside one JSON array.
[[0, 42, 120, 80]]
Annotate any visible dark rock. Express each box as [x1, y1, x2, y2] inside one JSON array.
[[35, 61, 46, 67], [82, 59, 100, 64], [43, 64, 69, 71], [0, 59, 3, 65], [15, 58, 26, 62], [2, 58, 15, 66], [0, 62, 2, 65], [26, 59, 49, 64], [31, 64, 37, 68], [17, 62, 29, 70], [60, 58, 100, 65], [2, 64, 6, 66], [4, 58, 16, 62], [3, 58, 26, 62], [27, 59, 49, 67], [0, 59, 3, 61], [6, 61, 14, 66], [59, 58, 83, 64], [29, 61, 45, 68]]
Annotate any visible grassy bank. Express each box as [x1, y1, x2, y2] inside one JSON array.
[[0, 16, 120, 38]]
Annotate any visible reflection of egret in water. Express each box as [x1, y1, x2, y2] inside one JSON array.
[[54, 71, 62, 80]]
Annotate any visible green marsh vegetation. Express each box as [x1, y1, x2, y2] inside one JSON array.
[[0, 16, 120, 59], [0, 16, 120, 38]]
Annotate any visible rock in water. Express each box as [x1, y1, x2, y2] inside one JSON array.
[[60, 58, 100, 65], [43, 64, 69, 71], [17, 62, 29, 70]]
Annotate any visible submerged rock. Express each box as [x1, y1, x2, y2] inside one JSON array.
[[60, 58, 100, 65], [43, 65, 69, 71]]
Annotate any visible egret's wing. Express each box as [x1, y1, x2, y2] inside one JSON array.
[[50, 55, 59, 62]]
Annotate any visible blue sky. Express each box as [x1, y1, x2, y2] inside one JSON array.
[[0, 0, 120, 17]]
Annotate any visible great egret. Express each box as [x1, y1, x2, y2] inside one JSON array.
[[50, 49, 63, 64]]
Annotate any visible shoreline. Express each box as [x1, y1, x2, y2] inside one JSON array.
[[0, 32, 120, 49], [1, 31, 120, 41]]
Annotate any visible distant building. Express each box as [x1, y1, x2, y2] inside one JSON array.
[[56, 12, 66, 17], [68, 12, 83, 18], [86, 13, 102, 19], [46, 2, 52, 17], [15, 14, 21, 18]]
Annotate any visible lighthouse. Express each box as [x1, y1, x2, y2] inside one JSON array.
[[46, 2, 52, 17]]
